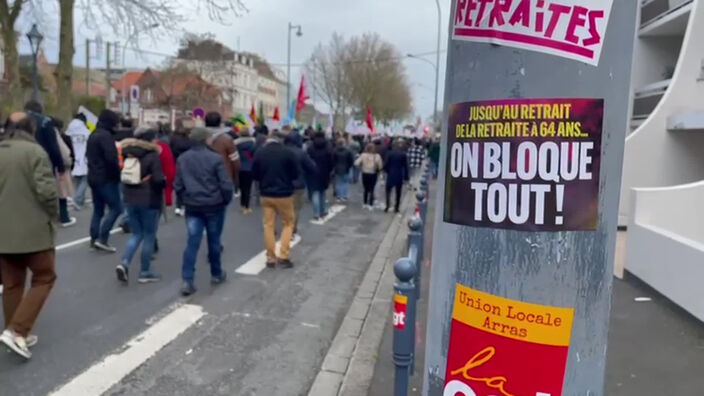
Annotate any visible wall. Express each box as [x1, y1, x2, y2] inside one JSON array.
[[619, 0, 704, 224]]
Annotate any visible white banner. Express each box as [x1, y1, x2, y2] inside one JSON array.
[[452, 0, 614, 66]]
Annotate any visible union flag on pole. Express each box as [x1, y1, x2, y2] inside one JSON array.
[[366, 106, 375, 134], [273, 106, 281, 122]]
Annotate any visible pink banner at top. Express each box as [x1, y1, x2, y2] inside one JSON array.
[[452, 0, 614, 66]]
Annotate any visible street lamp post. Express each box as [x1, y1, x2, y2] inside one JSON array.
[[287, 22, 303, 115], [121, 24, 160, 115], [26, 24, 44, 102], [433, 0, 441, 131], [407, 53, 438, 126]]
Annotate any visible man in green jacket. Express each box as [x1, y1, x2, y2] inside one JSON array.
[[0, 112, 58, 360]]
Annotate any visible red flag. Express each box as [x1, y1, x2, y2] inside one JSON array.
[[273, 106, 281, 122], [366, 106, 375, 133], [250, 103, 258, 125], [296, 75, 310, 113]]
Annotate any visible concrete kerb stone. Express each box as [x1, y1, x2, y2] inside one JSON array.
[[307, 173, 422, 396]]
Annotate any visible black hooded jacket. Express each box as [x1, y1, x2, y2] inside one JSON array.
[[307, 136, 334, 191], [87, 110, 121, 186], [120, 138, 165, 209]]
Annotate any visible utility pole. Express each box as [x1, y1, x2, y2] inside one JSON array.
[[423, 1, 637, 396], [85, 38, 90, 96], [105, 42, 111, 110]]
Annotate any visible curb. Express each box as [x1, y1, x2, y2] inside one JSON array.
[[307, 190, 415, 396]]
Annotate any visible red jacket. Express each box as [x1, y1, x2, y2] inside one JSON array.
[[156, 141, 176, 206]]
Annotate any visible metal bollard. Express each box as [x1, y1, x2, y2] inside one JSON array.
[[420, 177, 428, 195], [416, 190, 427, 224], [393, 257, 417, 396], [408, 216, 424, 303]]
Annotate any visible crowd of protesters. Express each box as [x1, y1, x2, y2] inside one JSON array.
[[0, 101, 437, 360]]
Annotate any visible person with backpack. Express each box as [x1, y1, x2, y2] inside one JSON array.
[[384, 140, 410, 213], [175, 128, 233, 296], [86, 110, 123, 252], [234, 127, 257, 214], [115, 127, 165, 284]]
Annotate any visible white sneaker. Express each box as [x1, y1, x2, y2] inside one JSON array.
[[174, 208, 184, 217], [0, 329, 31, 359], [61, 217, 77, 228], [0, 284, 3, 295]]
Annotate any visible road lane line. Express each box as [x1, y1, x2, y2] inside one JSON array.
[[235, 234, 302, 275], [309, 204, 346, 225], [56, 228, 122, 251], [49, 304, 205, 396]]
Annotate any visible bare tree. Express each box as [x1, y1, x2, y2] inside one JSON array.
[[0, 0, 26, 110], [344, 33, 412, 125], [55, 0, 75, 121], [304, 33, 351, 130]]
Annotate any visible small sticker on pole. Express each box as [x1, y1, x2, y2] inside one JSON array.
[[443, 98, 603, 231], [443, 284, 575, 396], [393, 294, 408, 330], [451, 0, 614, 66]]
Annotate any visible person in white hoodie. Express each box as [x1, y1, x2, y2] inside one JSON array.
[[65, 113, 91, 210]]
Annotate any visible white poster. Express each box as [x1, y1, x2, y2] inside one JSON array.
[[452, 0, 614, 66]]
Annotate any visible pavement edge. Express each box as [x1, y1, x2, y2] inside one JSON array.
[[307, 192, 414, 396]]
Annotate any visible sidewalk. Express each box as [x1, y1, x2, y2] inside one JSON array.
[[368, 182, 704, 395]]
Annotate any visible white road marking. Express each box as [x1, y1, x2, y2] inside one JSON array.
[[56, 228, 122, 251], [50, 304, 205, 396], [310, 204, 346, 225], [235, 234, 302, 275]]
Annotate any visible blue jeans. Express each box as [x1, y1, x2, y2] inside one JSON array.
[[119, 184, 129, 225], [350, 167, 360, 184], [335, 174, 349, 199], [430, 161, 439, 179], [121, 206, 159, 274], [312, 190, 327, 218], [73, 175, 88, 207], [182, 208, 226, 283], [90, 183, 123, 243]]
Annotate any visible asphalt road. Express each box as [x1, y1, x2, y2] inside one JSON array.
[[0, 182, 398, 396]]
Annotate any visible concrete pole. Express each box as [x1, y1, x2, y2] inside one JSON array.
[[433, 0, 441, 129], [423, 1, 637, 395], [105, 42, 111, 110], [287, 22, 292, 116], [85, 39, 90, 96]]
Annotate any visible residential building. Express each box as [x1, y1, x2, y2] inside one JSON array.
[[175, 40, 259, 117], [619, 1, 704, 323], [249, 53, 287, 121]]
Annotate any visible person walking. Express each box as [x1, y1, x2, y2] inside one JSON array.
[[174, 128, 233, 296], [234, 128, 257, 214], [333, 138, 355, 202], [284, 129, 317, 235], [307, 132, 334, 221], [53, 118, 77, 227], [408, 138, 426, 180], [86, 110, 124, 252], [115, 128, 166, 284], [0, 113, 58, 360], [170, 120, 194, 217], [252, 131, 299, 268], [384, 140, 410, 213], [206, 112, 240, 199], [428, 137, 440, 179], [355, 143, 383, 210], [348, 136, 362, 184], [65, 114, 91, 210]]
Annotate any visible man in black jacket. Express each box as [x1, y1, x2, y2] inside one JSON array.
[[24, 101, 64, 175], [252, 130, 299, 268], [174, 128, 233, 296], [86, 109, 123, 252]]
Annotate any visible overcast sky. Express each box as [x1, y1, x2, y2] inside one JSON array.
[[22, 0, 450, 120]]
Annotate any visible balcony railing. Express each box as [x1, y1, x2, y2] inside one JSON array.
[[641, 0, 693, 28]]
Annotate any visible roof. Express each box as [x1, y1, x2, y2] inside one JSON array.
[[245, 53, 285, 84], [112, 71, 145, 92]]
